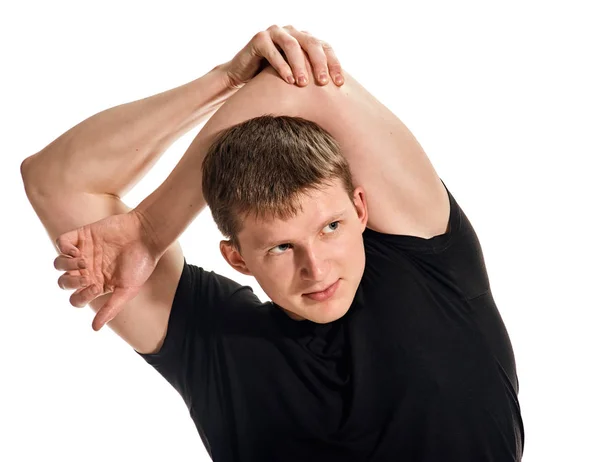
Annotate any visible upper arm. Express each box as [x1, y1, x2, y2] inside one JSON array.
[[189, 57, 449, 239], [300, 69, 451, 239], [226, 62, 450, 239], [23, 178, 185, 354]]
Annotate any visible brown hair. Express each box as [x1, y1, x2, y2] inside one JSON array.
[[202, 115, 355, 253]]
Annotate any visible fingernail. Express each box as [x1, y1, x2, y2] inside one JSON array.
[[335, 75, 343, 85], [298, 74, 307, 85], [78, 260, 86, 269], [319, 73, 328, 84], [286, 75, 295, 84]]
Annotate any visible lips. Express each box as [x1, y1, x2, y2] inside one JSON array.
[[305, 281, 337, 295], [302, 279, 340, 302]]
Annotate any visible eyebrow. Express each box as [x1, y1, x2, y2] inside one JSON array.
[[259, 210, 346, 251]]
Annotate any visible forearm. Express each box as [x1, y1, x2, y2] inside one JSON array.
[[134, 59, 401, 255], [133, 66, 305, 255], [22, 63, 237, 198]]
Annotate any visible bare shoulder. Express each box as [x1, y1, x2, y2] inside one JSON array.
[[23, 183, 185, 354]]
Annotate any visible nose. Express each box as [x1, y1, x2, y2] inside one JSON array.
[[299, 246, 329, 281]]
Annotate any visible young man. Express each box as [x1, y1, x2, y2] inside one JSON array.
[[21, 25, 524, 462]]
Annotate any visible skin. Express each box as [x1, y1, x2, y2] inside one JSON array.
[[25, 24, 448, 351], [220, 179, 369, 324]]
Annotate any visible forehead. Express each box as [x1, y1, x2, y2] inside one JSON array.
[[240, 182, 351, 249]]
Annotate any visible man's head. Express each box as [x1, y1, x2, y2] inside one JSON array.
[[202, 115, 368, 323]]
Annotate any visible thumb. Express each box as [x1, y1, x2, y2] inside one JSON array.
[[91, 287, 140, 331], [56, 229, 79, 256]]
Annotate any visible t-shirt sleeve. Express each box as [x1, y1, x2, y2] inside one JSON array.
[[135, 258, 257, 409], [362, 179, 491, 301]]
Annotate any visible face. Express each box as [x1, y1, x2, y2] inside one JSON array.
[[220, 179, 369, 323]]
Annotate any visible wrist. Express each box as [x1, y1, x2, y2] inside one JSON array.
[[212, 60, 243, 92], [130, 208, 168, 260]]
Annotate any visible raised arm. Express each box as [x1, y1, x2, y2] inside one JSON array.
[[23, 26, 345, 335], [139, 54, 449, 270], [292, 64, 451, 238], [21, 65, 237, 350]]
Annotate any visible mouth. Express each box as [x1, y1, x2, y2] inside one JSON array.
[[302, 279, 340, 301]]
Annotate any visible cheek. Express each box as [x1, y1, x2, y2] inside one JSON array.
[[340, 233, 363, 261], [343, 235, 366, 277], [260, 264, 295, 296]]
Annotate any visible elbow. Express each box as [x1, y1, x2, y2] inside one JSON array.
[[200, 60, 350, 139], [229, 63, 347, 123], [20, 155, 38, 202], [20, 155, 35, 181], [255, 55, 353, 122], [20, 155, 40, 191], [20, 154, 49, 199]]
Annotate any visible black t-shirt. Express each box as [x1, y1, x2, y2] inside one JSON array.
[[137, 181, 524, 461]]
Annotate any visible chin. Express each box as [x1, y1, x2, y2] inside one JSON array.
[[278, 280, 357, 323], [302, 299, 352, 324], [316, 309, 350, 324]]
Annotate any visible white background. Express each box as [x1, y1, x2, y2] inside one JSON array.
[[1, 1, 598, 460]]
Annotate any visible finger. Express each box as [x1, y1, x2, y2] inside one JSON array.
[[267, 25, 309, 86], [321, 41, 344, 86], [56, 232, 80, 257], [91, 287, 138, 331], [58, 273, 89, 290], [280, 27, 327, 84], [285, 27, 344, 87], [70, 283, 103, 309], [54, 254, 87, 271], [253, 31, 295, 84]]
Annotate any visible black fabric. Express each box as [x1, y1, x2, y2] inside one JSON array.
[[137, 180, 524, 461]]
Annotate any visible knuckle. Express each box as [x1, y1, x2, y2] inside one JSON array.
[[306, 36, 321, 47], [283, 25, 296, 30], [282, 36, 299, 49], [253, 30, 267, 42], [267, 25, 283, 36]]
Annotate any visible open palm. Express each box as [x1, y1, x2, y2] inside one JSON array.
[[54, 210, 160, 331]]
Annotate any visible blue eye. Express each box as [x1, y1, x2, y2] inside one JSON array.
[[325, 221, 340, 232], [268, 221, 341, 256], [268, 243, 290, 256]]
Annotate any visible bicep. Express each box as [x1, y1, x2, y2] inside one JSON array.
[[24, 186, 185, 354]]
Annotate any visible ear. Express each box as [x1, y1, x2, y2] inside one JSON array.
[[220, 240, 253, 276], [352, 186, 369, 231]]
